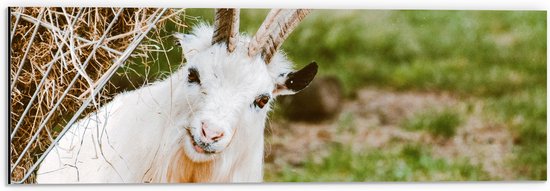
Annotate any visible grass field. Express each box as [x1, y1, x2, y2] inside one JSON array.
[[274, 10, 546, 181], [118, 9, 546, 181]]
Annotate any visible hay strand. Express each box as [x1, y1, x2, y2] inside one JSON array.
[[9, 7, 185, 183]]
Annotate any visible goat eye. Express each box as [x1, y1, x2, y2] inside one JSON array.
[[254, 94, 270, 109], [188, 68, 200, 84]]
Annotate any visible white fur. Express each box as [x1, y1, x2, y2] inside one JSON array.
[[36, 24, 299, 183]]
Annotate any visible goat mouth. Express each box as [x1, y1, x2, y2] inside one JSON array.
[[185, 128, 216, 155]]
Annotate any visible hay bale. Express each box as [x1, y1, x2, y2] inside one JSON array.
[[9, 7, 186, 183]]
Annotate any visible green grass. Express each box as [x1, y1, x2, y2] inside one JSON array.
[[283, 10, 546, 98], [280, 10, 546, 180], [265, 144, 489, 182], [486, 88, 547, 180], [403, 109, 462, 139]]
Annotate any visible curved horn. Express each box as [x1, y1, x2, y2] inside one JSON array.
[[212, 8, 240, 52], [248, 9, 311, 64]]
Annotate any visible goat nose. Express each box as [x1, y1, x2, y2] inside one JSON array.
[[201, 122, 224, 142]]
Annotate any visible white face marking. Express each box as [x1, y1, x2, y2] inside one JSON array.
[[174, 24, 301, 162], [179, 44, 276, 162]]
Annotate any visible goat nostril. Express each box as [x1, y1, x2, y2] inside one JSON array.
[[200, 121, 208, 137], [212, 132, 224, 141], [201, 128, 224, 142], [201, 127, 207, 138], [200, 121, 224, 142]]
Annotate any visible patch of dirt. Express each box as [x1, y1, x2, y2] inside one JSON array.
[[265, 88, 515, 180]]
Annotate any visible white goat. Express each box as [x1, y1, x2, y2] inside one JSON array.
[[36, 9, 317, 183]]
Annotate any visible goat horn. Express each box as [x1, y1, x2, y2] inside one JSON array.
[[248, 9, 311, 64], [212, 8, 240, 52]]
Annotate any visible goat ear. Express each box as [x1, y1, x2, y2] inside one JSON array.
[[273, 62, 318, 96], [173, 32, 205, 60]]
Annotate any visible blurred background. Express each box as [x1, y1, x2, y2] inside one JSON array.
[[112, 9, 546, 181]]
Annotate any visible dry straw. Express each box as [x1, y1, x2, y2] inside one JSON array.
[[9, 7, 187, 183]]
